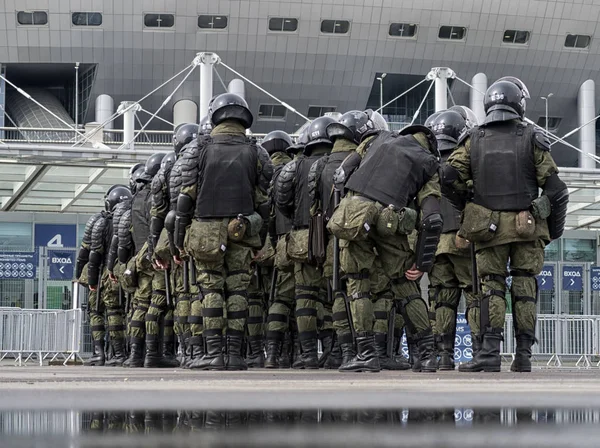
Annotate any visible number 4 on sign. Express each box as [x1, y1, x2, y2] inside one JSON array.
[[47, 234, 63, 248]]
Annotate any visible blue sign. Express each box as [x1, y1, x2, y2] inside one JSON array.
[[48, 250, 75, 281], [401, 313, 473, 363], [562, 265, 583, 291], [35, 224, 76, 248], [0, 252, 36, 279], [591, 267, 600, 291], [537, 265, 555, 291]]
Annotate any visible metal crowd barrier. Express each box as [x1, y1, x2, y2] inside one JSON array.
[[0, 307, 84, 366], [501, 314, 600, 368]]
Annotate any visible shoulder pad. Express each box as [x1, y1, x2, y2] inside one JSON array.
[[150, 171, 164, 194], [279, 159, 298, 182], [533, 130, 551, 151]]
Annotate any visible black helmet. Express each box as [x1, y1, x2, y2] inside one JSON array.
[[496, 76, 530, 99], [104, 185, 132, 212], [128, 163, 144, 190], [209, 93, 253, 129], [261, 130, 292, 154], [304, 116, 337, 154], [198, 115, 212, 136], [161, 151, 177, 171], [448, 106, 479, 130], [398, 124, 439, 157], [173, 123, 197, 154], [287, 130, 308, 155], [326, 110, 368, 144], [145, 153, 166, 177], [364, 109, 389, 135], [484, 80, 526, 124], [425, 110, 466, 152], [424, 111, 442, 129]]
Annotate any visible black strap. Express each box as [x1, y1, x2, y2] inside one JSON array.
[[90, 325, 105, 332], [343, 272, 370, 280], [189, 336, 203, 346], [298, 330, 318, 340], [274, 299, 293, 309], [145, 313, 159, 322], [296, 308, 318, 317], [480, 289, 505, 332], [225, 289, 247, 298], [396, 294, 426, 337], [435, 302, 458, 312], [129, 320, 145, 329], [514, 295, 537, 304], [332, 311, 348, 321], [338, 333, 354, 345], [152, 290, 166, 296], [481, 274, 506, 284], [226, 328, 244, 336], [201, 288, 223, 295], [295, 293, 318, 301], [247, 316, 264, 325], [198, 269, 222, 276], [202, 307, 224, 318], [227, 269, 248, 276], [374, 311, 388, 320], [349, 292, 371, 301], [296, 284, 321, 293], [266, 330, 286, 341], [187, 316, 203, 324], [267, 314, 288, 323], [228, 310, 249, 319], [510, 270, 535, 278]]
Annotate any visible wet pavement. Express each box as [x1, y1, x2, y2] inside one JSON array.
[[1, 367, 599, 447]]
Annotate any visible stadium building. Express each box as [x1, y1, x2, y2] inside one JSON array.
[[0, 0, 598, 317]]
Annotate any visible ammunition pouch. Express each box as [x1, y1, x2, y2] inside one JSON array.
[[186, 218, 228, 262], [459, 202, 499, 243], [327, 195, 378, 241]]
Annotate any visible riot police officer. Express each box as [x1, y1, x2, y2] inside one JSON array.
[[443, 78, 569, 372], [425, 108, 478, 370], [275, 116, 337, 369], [175, 93, 273, 371], [333, 117, 442, 373]]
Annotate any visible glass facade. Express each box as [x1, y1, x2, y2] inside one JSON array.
[[563, 239, 596, 262]]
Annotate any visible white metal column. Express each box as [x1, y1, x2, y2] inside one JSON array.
[[117, 101, 141, 150], [198, 52, 220, 120], [427, 68, 454, 112], [578, 79, 596, 169], [470, 73, 488, 124]]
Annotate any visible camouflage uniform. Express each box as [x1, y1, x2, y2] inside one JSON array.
[[177, 120, 272, 370]]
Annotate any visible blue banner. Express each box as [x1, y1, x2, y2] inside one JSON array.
[[562, 265, 583, 291], [35, 224, 76, 248], [0, 252, 36, 279], [48, 250, 75, 281], [537, 265, 555, 291], [591, 267, 600, 291], [401, 313, 472, 363]]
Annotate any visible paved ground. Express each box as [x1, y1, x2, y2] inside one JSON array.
[[1, 366, 599, 411]]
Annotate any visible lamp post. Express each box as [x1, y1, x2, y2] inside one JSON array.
[[75, 62, 80, 140], [377, 73, 387, 113], [541, 93, 554, 134]]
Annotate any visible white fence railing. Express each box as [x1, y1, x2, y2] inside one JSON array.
[[0, 307, 83, 366], [501, 314, 600, 368]]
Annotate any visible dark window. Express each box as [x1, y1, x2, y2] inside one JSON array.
[[258, 104, 287, 120], [565, 34, 591, 49], [307, 106, 337, 119], [438, 25, 466, 40], [269, 17, 298, 32], [537, 116, 562, 131], [144, 13, 175, 28], [17, 11, 48, 26], [503, 29, 530, 44], [72, 12, 103, 26], [198, 15, 228, 29], [389, 23, 418, 38], [321, 20, 350, 34]]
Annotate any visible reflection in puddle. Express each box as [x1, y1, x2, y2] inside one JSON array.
[[2, 408, 600, 435]]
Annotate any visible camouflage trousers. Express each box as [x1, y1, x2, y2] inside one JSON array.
[[246, 266, 272, 340], [88, 272, 125, 342], [171, 262, 192, 338], [476, 240, 544, 336], [145, 269, 174, 344], [129, 267, 153, 344], [429, 252, 478, 338], [265, 266, 295, 341], [340, 232, 430, 339], [191, 240, 254, 338], [294, 262, 326, 342]]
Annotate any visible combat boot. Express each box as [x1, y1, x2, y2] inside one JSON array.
[[143, 339, 163, 368], [471, 333, 482, 358], [161, 338, 180, 368], [105, 339, 126, 367], [291, 334, 303, 369], [339, 332, 380, 373], [279, 334, 291, 368], [510, 334, 535, 372], [124, 342, 144, 368], [318, 331, 334, 368], [225, 335, 248, 371], [176, 334, 188, 366], [190, 334, 225, 370], [459, 330, 502, 373], [407, 339, 421, 372], [438, 333, 456, 371], [339, 341, 356, 368], [293, 338, 319, 369], [323, 335, 343, 369], [374, 333, 410, 371], [246, 336, 265, 368], [184, 336, 204, 369], [414, 334, 438, 372], [84, 340, 106, 366], [265, 339, 282, 369]]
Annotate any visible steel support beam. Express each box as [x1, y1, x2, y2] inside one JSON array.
[[1, 165, 50, 211], [61, 168, 107, 212]]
